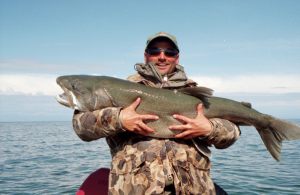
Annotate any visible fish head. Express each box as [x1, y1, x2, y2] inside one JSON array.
[[56, 75, 114, 111], [56, 88, 82, 110], [56, 75, 91, 111]]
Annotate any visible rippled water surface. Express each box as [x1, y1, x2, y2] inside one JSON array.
[[1, 120, 300, 194]]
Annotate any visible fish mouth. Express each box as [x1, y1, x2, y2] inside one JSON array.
[[56, 92, 71, 108], [56, 85, 76, 109]]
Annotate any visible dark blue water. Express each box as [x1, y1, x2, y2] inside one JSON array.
[[1, 120, 300, 195]]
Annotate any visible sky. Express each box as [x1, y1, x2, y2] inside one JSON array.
[[0, 0, 300, 121]]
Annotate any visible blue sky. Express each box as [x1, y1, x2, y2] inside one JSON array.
[[0, 0, 299, 121]]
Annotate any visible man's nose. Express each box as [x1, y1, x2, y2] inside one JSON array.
[[158, 51, 166, 61]]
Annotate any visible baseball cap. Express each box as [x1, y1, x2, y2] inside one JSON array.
[[145, 32, 179, 52]]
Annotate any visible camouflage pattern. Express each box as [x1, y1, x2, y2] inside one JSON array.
[[73, 107, 124, 141], [108, 138, 215, 195], [206, 118, 241, 149], [72, 65, 240, 194]]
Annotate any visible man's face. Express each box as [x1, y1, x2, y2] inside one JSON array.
[[144, 40, 179, 76]]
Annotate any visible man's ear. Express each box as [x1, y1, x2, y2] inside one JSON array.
[[175, 55, 179, 64], [144, 52, 148, 63]]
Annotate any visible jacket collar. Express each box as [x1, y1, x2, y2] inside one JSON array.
[[134, 62, 195, 88]]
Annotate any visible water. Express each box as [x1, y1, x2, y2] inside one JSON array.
[[1, 120, 300, 195], [211, 119, 300, 195]]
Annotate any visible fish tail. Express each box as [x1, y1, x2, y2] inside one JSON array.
[[257, 116, 300, 161]]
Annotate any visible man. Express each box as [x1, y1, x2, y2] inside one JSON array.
[[73, 32, 240, 194]]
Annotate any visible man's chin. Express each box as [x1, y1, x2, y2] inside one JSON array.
[[157, 69, 168, 76], [155, 66, 168, 74]]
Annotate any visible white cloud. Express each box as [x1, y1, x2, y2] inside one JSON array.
[[0, 74, 61, 96], [0, 74, 300, 96], [190, 74, 300, 93], [0, 59, 115, 75]]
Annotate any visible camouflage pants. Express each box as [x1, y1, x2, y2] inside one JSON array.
[[108, 162, 215, 194], [108, 139, 216, 195]]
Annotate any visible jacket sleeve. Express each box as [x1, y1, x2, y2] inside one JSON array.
[[72, 107, 124, 141], [203, 118, 241, 149]]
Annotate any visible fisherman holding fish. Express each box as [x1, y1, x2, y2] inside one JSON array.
[[72, 32, 241, 194]]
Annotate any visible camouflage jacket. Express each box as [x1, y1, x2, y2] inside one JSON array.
[[72, 63, 240, 195]]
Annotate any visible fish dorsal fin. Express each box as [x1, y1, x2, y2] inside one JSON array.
[[178, 86, 213, 98], [241, 101, 252, 108], [178, 87, 213, 107]]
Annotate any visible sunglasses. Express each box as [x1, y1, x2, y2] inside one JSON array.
[[146, 47, 179, 57]]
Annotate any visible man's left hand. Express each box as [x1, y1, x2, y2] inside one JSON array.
[[169, 104, 213, 139]]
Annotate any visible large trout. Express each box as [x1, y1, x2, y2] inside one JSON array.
[[56, 75, 300, 161]]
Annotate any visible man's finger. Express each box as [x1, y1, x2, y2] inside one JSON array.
[[169, 124, 189, 130], [140, 114, 159, 121], [197, 103, 204, 115], [175, 130, 193, 138], [129, 97, 141, 110], [138, 122, 155, 133], [173, 114, 192, 123]]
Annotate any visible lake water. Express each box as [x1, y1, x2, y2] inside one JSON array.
[[1, 120, 300, 195]]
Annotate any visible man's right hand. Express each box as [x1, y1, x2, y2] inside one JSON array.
[[119, 97, 159, 136]]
